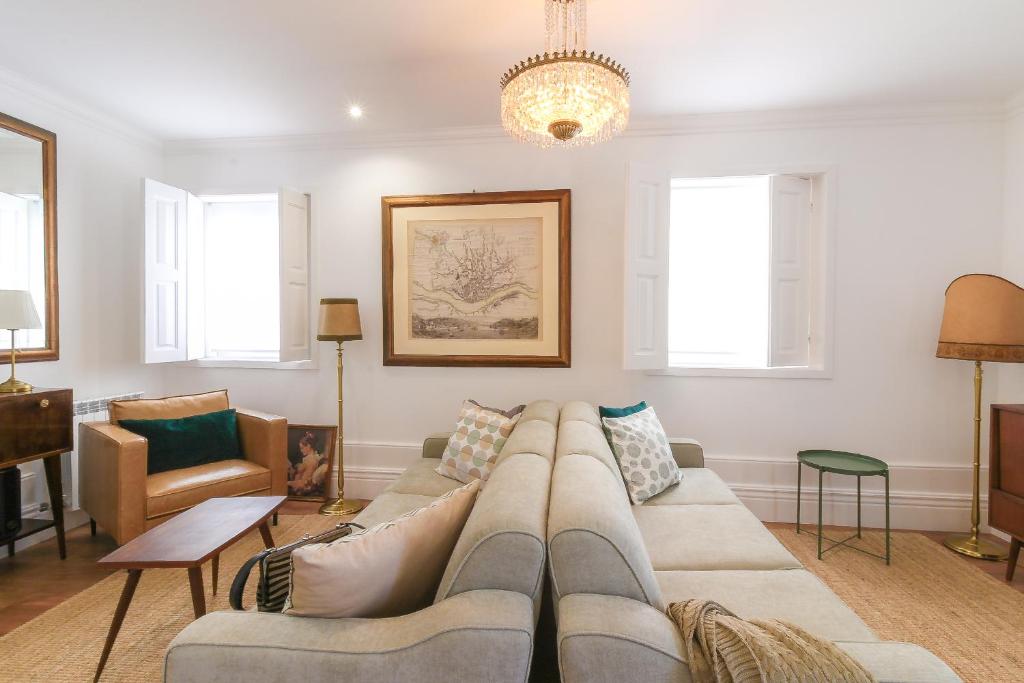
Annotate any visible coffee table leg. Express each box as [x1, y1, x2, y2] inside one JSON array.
[[259, 520, 275, 548], [796, 462, 802, 534], [187, 567, 206, 619], [95, 569, 142, 682], [211, 554, 219, 596]]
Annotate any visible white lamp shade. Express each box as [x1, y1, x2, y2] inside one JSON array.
[[0, 290, 41, 330]]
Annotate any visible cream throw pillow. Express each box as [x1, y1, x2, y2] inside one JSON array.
[[602, 406, 682, 504], [284, 479, 480, 618], [436, 400, 524, 483]]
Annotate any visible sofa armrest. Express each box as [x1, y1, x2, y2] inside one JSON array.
[[836, 641, 962, 683], [557, 593, 691, 683], [236, 407, 287, 496], [422, 432, 451, 459], [78, 421, 149, 544], [165, 589, 534, 683], [669, 439, 704, 468]]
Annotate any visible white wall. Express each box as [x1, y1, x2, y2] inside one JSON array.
[[161, 110, 1007, 531], [997, 99, 1024, 403], [0, 73, 165, 542]]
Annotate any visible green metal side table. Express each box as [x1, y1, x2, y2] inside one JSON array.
[[797, 450, 891, 565]]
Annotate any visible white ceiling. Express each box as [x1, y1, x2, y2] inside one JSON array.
[[2, 1, 1024, 141]]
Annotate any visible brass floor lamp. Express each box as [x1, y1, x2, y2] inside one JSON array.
[[317, 298, 365, 517], [936, 274, 1024, 560]]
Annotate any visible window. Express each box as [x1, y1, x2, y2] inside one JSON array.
[[142, 179, 312, 365], [624, 164, 831, 376]]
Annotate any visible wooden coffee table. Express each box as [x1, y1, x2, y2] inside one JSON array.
[[93, 495, 286, 681]]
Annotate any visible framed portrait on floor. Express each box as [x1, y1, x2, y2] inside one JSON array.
[[286, 425, 337, 501], [382, 189, 571, 367]]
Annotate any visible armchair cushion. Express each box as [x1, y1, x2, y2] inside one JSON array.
[[146, 459, 271, 520], [109, 389, 230, 423], [120, 409, 241, 475]]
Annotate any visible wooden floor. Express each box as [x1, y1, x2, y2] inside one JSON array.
[[0, 512, 1019, 636], [0, 499, 349, 636]]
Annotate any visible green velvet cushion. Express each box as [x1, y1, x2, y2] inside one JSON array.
[[120, 409, 242, 475], [599, 401, 648, 419]]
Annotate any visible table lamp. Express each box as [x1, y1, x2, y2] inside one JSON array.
[[316, 298, 365, 516], [936, 274, 1024, 560], [0, 289, 42, 393]]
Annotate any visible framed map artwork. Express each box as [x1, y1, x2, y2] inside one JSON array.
[[382, 189, 570, 367]]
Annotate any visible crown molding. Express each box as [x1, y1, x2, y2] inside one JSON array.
[[164, 99, 1011, 155], [0, 67, 161, 151]]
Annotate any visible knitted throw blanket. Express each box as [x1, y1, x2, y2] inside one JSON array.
[[666, 599, 876, 683]]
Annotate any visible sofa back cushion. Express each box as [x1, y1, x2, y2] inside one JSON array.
[[110, 390, 230, 424], [548, 401, 664, 609], [434, 399, 558, 605]]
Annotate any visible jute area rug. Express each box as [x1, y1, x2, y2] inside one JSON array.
[[0, 514, 341, 683], [771, 527, 1024, 683]]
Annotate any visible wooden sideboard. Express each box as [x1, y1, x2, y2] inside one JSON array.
[[0, 387, 73, 559], [990, 404, 1024, 581]]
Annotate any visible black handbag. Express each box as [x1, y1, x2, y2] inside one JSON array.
[[229, 521, 365, 612]]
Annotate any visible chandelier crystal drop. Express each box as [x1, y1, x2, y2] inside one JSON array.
[[500, 0, 630, 148]]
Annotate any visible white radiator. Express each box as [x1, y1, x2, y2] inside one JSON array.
[[60, 392, 143, 511]]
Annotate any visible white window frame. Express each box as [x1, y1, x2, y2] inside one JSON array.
[[643, 164, 836, 380], [143, 180, 319, 371]]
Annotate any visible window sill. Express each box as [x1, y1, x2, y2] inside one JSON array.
[[172, 358, 317, 370], [649, 366, 831, 379]]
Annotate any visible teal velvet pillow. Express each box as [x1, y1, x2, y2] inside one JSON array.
[[599, 401, 648, 419], [120, 409, 242, 475]]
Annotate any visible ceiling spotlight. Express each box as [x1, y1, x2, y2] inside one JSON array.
[[349, 105, 363, 119]]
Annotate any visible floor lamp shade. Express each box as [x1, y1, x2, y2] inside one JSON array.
[[936, 274, 1024, 362], [317, 298, 362, 342], [936, 273, 1024, 561]]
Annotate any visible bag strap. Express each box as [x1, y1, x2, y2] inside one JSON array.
[[228, 521, 366, 611]]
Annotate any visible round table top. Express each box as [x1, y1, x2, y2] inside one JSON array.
[[797, 449, 888, 475]]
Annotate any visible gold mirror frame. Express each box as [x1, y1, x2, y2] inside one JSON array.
[[0, 112, 59, 364]]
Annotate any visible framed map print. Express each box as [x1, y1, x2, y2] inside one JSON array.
[[382, 189, 570, 367]]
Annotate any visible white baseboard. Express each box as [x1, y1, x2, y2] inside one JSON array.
[[6, 509, 90, 554], [336, 442, 985, 533]]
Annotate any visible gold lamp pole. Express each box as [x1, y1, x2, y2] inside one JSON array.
[[317, 298, 364, 516], [0, 290, 42, 394], [936, 274, 1024, 560]]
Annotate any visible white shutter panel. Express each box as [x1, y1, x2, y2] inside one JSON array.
[[623, 162, 670, 369], [768, 175, 812, 368], [143, 178, 188, 363], [186, 192, 206, 360], [279, 188, 311, 362]]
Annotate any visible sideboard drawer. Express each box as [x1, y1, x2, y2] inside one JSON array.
[[0, 388, 73, 466]]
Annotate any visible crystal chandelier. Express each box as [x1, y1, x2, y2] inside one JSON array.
[[500, 0, 630, 148]]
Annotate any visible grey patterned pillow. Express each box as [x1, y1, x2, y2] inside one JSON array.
[[602, 406, 682, 504]]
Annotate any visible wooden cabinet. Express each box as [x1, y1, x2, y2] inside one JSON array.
[[990, 404, 1024, 581], [0, 388, 73, 558]]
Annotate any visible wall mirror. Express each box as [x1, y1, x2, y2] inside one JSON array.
[[0, 113, 58, 363]]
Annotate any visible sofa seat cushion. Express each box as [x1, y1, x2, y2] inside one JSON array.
[[655, 569, 877, 642], [643, 468, 740, 506], [353, 492, 439, 529], [146, 459, 270, 519], [386, 459, 463, 498], [633, 504, 801, 570], [836, 642, 962, 683]]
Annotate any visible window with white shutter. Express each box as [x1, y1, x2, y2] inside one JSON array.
[[624, 169, 832, 377], [142, 179, 313, 367]]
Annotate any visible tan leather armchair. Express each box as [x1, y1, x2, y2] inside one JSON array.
[[79, 390, 287, 545]]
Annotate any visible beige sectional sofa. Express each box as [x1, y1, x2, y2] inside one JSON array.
[[164, 399, 559, 683], [549, 401, 961, 683]]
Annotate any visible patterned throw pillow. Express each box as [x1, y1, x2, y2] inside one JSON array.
[[436, 400, 525, 483], [602, 406, 682, 504]]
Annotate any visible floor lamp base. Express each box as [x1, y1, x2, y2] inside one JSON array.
[[943, 533, 1007, 561], [319, 497, 364, 517]]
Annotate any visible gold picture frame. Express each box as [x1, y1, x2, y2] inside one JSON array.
[[382, 189, 570, 367], [286, 424, 337, 502]]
